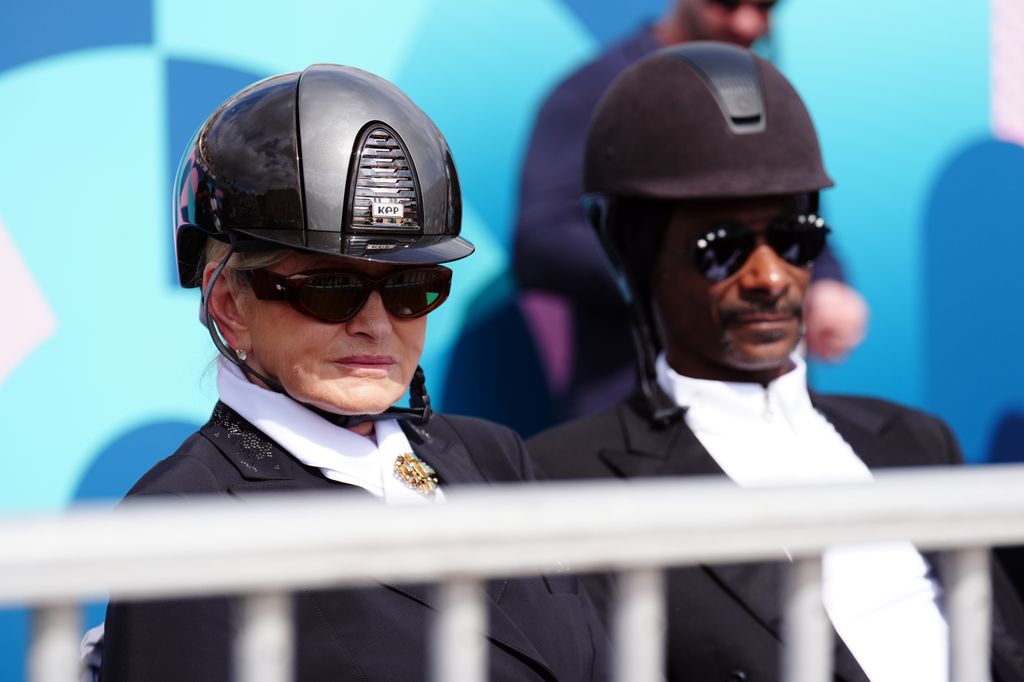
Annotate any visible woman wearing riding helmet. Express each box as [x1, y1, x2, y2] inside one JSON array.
[[100, 64, 608, 682]]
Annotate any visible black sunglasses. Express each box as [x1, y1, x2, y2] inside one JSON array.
[[689, 213, 830, 282], [244, 266, 452, 323], [707, 0, 777, 10]]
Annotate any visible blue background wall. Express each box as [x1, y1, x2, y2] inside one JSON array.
[[0, 0, 1016, 677]]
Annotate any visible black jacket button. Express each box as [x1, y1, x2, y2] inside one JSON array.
[[727, 672, 747, 681]]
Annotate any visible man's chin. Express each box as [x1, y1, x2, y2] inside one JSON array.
[[727, 340, 800, 373]]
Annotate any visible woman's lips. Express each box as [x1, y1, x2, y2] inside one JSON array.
[[336, 355, 396, 370]]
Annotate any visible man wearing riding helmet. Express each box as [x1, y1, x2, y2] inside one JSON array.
[[527, 42, 1024, 681], [100, 64, 609, 681], [514, 0, 868, 422]]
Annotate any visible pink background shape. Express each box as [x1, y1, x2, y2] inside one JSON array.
[[0, 218, 57, 386], [992, 0, 1024, 145]]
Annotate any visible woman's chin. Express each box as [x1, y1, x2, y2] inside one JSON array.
[[299, 387, 403, 417], [326, 403, 392, 417]]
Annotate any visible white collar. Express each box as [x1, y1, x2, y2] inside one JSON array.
[[216, 357, 397, 498], [655, 352, 814, 428]]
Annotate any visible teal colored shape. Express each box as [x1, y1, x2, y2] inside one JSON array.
[[923, 138, 1024, 462], [418, 201, 507, 407], [0, 48, 214, 511], [391, 0, 595, 249], [773, 0, 990, 407], [387, 0, 594, 408], [0, 0, 153, 74], [155, 0, 430, 78], [556, 0, 664, 44]]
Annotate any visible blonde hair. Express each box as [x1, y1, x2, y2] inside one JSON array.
[[202, 238, 292, 291]]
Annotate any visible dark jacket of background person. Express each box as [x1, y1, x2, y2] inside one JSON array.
[[102, 403, 610, 682], [512, 26, 846, 421], [528, 392, 1024, 681]]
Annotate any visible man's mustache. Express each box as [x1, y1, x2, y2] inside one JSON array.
[[719, 302, 803, 326]]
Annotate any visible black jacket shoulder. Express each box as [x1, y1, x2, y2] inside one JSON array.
[[811, 391, 945, 426], [123, 432, 230, 498], [527, 390, 965, 482], [526, 402, 629, 481], [423, 412, 534, 482], [810, 391, 963, 466], [127, 406, 538, 500]]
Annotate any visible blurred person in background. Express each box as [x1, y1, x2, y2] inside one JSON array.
[[100, 65, 609, 682], [514, 0, 867, 421], [528, 42, 1024, 681]]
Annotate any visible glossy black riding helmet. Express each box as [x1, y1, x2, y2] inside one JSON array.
[[582, 42, 834, 424], [173, 64, 475, 425]]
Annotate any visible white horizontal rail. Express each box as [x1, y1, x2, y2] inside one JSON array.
[[3, 465, 1024, 606]]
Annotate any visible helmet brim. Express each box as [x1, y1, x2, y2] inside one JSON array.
[[233, 227, 475, 265]]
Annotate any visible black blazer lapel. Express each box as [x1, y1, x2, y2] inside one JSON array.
[[202, 402, 295, 482], [399, 419, 506, 611], [210, 412, 556, 677], [200, 407, 558, 677], [605, 395, 873, 680], [806, 394, 915, 680], [598, 396, 724, 479], [402, 420, 489, 487], [600, 399, 790, 641], [810, 393, 898, 470], [398, 421, 558, 678], [393, 421, 495, 620], [198, 403, 376, 499], [703, 555, 867, 682]]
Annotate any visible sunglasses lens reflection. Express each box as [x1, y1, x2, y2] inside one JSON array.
[[694, 229, 755, 282], [692, 216, 829, 282], [297, 270, 449, 321], [382, 270, 449, 317], [300, 275, 366, 322], [767, 224, 828, 267]]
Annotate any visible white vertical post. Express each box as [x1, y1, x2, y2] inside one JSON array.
[[29, 604, 80, 682], [235, 592, 293, 682], [947, 548, 992, 682], [432, 577, 488, 682], [613, 568, 666, 682], [783, 557, 832, 682]]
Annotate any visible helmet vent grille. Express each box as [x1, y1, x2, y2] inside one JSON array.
[[351, 126, 422, 230], [673, 47, 767, 135]]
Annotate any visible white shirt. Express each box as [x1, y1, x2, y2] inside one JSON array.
[[656, 353, 948, 682], [217, 357, 443, 505]]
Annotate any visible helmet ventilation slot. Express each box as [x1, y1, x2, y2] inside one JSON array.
[[349, 124, 423, 233]]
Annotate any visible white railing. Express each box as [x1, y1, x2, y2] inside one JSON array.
[[4, 464, 1024, 682]]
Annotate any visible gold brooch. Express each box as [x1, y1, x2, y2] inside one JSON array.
[[393, 453, 439, 497]]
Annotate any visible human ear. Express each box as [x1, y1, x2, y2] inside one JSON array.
[[201, 262, 252, 353]]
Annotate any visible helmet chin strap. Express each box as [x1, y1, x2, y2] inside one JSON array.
[[202, 246, 433, 428], [586, 195, 684, 427]]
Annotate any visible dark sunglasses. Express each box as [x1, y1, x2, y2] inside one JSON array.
[[707, 0, 777, 10], [689, 213, 830, 282], [244, 266, 452, 323]]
